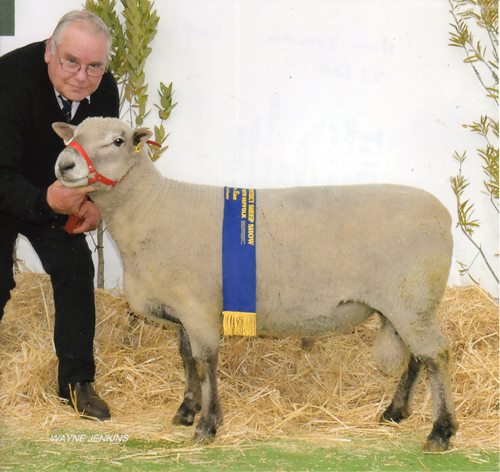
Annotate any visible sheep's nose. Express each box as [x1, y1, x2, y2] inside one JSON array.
[[59, 161, 75, 173]]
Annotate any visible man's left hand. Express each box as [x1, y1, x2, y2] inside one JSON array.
[[70, 200, 101, 234]]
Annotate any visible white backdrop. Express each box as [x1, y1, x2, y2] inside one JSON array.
[[1, 0, 498, 296]]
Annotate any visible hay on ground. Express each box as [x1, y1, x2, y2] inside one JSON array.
[[0, 271, 498, 450]]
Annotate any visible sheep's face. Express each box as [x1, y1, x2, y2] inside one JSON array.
[[53, 117, 152, 190]]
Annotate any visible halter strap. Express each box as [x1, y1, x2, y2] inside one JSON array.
[[66, 141, 118, 187]]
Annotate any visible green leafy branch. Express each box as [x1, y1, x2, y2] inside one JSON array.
[[84, 0, 176, 286], [449, 0, 499, 287], [464, 115, 499, 206], [449, 151, 498, 283], [85, 0, 176, 161], [449, 0, 498, 102]]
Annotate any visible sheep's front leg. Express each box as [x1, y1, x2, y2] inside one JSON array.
[[192, 349, 222, 443], [172, 325, 201, 426]]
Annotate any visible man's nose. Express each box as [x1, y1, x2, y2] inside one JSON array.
[[74, 67, 89, 81]]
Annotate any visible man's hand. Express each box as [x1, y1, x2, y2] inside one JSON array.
[[47, 180, 95, 214], [70, 199, 101, 234]]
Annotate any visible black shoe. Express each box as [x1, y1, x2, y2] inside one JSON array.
[[59, 382, 111, 421]]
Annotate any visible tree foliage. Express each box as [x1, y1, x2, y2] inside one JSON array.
[[84, 0, 176, 287], [448, 0, 498, 286]]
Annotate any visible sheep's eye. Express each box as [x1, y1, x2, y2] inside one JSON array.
[[113, 138, 125, 147]]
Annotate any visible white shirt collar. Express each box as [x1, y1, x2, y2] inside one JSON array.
[[54, 90, 91, 121]]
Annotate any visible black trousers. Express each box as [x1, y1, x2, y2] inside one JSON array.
[[0, 213, 96, 390]]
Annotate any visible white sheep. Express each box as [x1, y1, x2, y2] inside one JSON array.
[[53, 117, 457, 451]]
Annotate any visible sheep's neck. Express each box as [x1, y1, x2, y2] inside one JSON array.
[[93, 156, 170, 230]]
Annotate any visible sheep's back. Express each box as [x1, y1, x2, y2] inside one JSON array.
[[255, 184, 452, 330]]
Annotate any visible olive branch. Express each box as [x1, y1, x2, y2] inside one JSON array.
[[448, 0, 498, 286], [84, 0, 176, 287]]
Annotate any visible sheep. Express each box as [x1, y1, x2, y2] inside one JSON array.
[[53, 117, 458, 451]]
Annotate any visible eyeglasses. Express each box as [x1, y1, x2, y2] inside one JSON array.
[[58, 57, 106, 78]]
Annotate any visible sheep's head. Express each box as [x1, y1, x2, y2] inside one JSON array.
[[53, 117, 152, 190]]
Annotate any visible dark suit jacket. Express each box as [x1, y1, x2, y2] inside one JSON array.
[[0, 41, 119, 224]]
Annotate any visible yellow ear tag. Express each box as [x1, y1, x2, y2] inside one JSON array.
[[134, 143, 143, 153]]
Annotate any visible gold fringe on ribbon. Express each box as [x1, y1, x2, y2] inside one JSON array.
[[222, 311, 257, 337]]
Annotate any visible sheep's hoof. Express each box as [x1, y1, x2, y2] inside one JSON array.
[[172, 402, 200, 427], [192, 428, 216, 444], [192, 430, 216, 445], [424, 435, 450, 453], [380, 404, 409, 424], [192, 417, 218, 444], [172, 412, 194, 427], [424, 416, 458, 452]]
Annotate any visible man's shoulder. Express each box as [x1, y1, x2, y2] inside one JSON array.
[[96, 71, 118, 93], [88, 71, 120, 117], [0, 41, 45, 67], [0, 41, 46, 87]]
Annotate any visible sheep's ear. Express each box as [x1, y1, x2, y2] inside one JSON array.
[[52, 122, 76, 144], [133, 128, 153, 147]]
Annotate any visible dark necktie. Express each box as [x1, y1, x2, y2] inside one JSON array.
[[59, 96, 73, 122]]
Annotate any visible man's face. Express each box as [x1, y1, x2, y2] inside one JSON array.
[[44, 22, 108, 102]]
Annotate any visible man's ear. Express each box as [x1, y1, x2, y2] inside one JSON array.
[[52, 122, 76, 144], [44, 38, 53, 64]]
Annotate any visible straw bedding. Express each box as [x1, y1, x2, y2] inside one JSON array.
[[0, 271, 498, 450]]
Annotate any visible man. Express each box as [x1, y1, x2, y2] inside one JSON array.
[[0, 10, 119, 420]]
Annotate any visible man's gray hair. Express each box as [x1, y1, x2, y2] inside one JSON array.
[[50, 10, 112, 59]]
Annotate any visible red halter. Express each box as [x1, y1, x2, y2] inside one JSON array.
[[66, 140, 119, 187], [65, 139, 161, 187], [62, 138, 161, 233]]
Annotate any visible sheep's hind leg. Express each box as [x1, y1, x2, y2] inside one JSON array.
[[172, 326, 202, 426], [421, 350, 458, 452], [388, 318, 458, 451], [381, 354, 421, 423]]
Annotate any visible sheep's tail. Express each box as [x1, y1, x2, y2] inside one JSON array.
[[373, 315, 410, 377]]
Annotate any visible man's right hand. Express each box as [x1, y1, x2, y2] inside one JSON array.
[[46, 180, 95, 215]]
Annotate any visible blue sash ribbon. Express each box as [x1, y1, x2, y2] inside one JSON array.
[[222, 187, 257, 336]]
